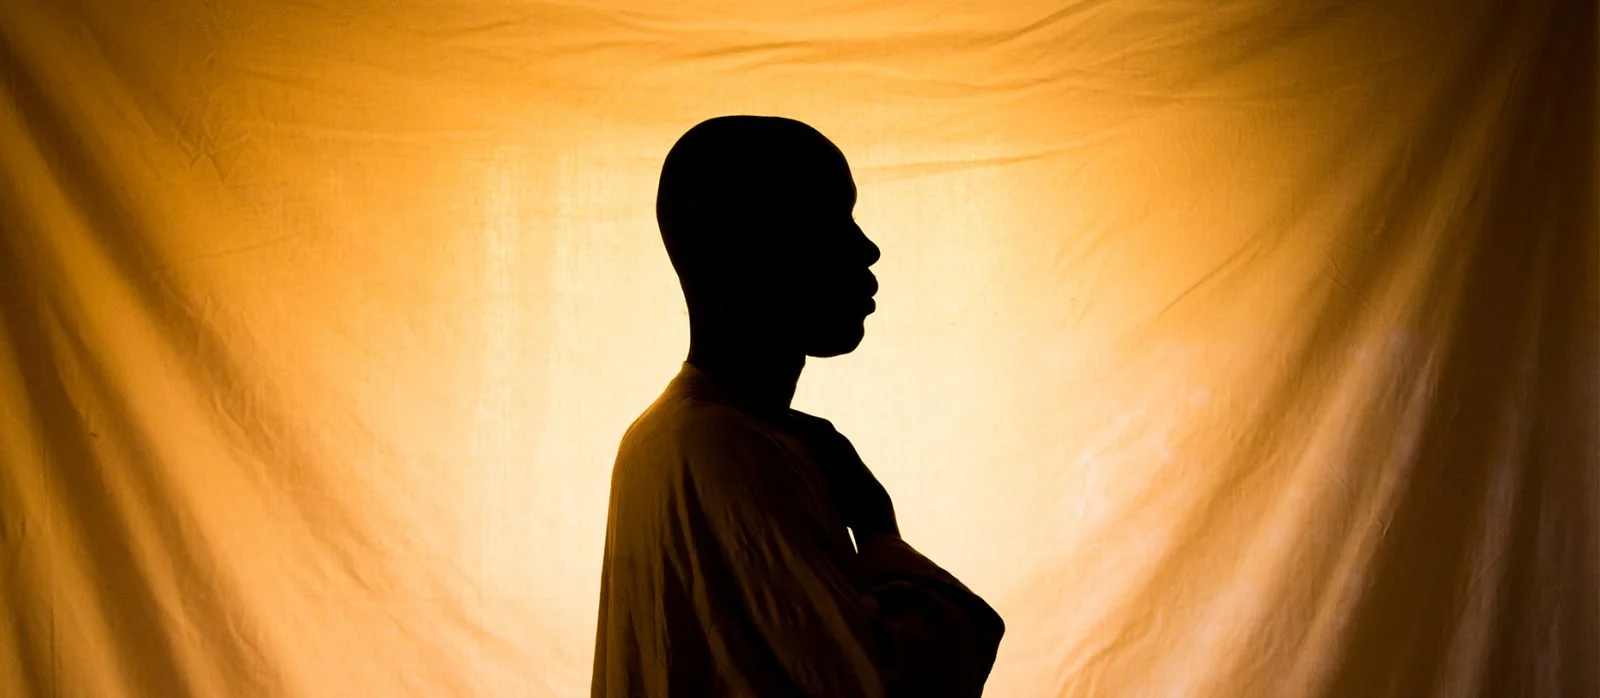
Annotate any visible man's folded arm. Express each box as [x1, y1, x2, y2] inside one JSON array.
[[676, 409, 1004, 698], [853, 532, 1006, 680]]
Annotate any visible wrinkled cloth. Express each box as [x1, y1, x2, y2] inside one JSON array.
[[592, 362, 1004, 697], [2, 1, 1595, 696]]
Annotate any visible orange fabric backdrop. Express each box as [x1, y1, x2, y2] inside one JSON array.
[[1, 0, 1595, 695]]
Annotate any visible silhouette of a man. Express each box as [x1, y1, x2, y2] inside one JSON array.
[[591, 116, 1004, 698]]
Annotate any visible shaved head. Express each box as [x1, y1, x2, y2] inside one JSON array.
[[656, 115, 879, 358], [657, 116, 852, 279]]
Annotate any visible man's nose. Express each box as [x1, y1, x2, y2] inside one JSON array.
[[855, 225, 880, 266]]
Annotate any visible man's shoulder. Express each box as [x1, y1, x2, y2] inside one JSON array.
[[621, 394, 777, 462]]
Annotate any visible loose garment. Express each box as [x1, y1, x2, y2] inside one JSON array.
[[591, 363, 1004, 698]]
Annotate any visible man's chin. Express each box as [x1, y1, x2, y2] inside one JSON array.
[[804, 327, 866, 358]]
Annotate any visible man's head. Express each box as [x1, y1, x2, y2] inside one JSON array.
[[657, 116, 880, 358]]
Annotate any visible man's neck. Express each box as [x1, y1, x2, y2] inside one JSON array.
[[686, 339, 804, 417]]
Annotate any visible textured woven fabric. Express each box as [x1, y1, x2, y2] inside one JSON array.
[[0, 1, 1594, 695]]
